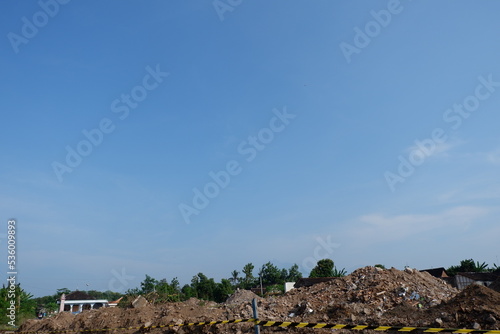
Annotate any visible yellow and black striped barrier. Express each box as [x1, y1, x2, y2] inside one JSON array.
[[9, 318, 500, 334], [254, 320, 500, 333]]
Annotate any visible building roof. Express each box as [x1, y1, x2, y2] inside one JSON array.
[[456, 272, 500, 282], [294, 277, 338, 288], [420, 268, 449, 278], [108, 297, 123, 305], [65, 291, 94, 301]]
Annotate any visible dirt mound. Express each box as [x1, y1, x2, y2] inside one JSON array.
[[21, 311, 76, 334], [19, 267, 500, 334], [255, 266, 458, 324], [383, 283, 500, 330], [434, 284, 500, 329], [225, 289, 262, 305], [489, 277, 500, 293], [20, 301, 232, 334]]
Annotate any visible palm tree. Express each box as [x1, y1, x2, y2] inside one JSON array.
[[230, 270, 240, 286]]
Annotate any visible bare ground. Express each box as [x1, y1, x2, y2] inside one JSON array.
[[18, 267, 500, 334]]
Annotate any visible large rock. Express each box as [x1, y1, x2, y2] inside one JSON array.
[[132, 295, 148, 308]]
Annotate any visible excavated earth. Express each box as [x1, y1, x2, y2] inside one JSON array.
[[18, 267, 500, 334]]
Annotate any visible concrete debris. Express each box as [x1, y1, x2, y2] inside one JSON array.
[[132, 295, 148, 308], [19, 267, 500, 334]]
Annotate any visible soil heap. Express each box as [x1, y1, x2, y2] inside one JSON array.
[[18, 267, 500, 334]]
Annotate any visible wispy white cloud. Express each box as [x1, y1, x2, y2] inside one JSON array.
[[486, 149, 500, 165], [404, 137, 462, 160], [2, 170, 71, 191], [347, 206, 489, 243], [454, 149, 500, 164], [436, 184, 500, 204]]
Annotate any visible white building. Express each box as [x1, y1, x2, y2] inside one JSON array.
[[58, 291, 110, 314]]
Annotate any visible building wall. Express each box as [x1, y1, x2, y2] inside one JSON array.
[[454, 275, 492, 290]]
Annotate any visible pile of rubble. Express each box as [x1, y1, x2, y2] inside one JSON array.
[[225, 289, 262, 305], [489, 277, 500, 293], [19, 266, 500, 334], [435, 284, 500, 328], [247, 266, 458, 324]]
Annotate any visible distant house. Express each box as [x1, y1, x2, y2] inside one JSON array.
[[285, 282, 295, 293], [108, 297, 123, 307], [450, 272, 500, 290], [293, 277, 338, 289], [420, 268, 449, 278], [58, 291, 110, 314]]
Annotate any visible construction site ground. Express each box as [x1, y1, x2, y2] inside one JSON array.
[[18, 267, 500, 334]]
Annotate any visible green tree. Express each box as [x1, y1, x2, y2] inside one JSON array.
[[102, 290, 123, 301], [0, 285, 10, 326], [475, 261, 488, 271], [56, 288, 71, 296], [156, 279, 170, 294], [153, 278, 179, 302], [181, 284, 196, 299], [286, 264, 303, 281], [0, 284, 36, 327], [190, 273, 216, 300], [332, 266, 347, 277], [309, 259, 346, 277], [86, 290, 101, 299], [33, 294, 57, 315], [140, 275, 158, 294], [280, 268, 288, 282], [258, 262, 282, 285], [229, 270, 240, 286], [81, 290, 122, 301], [214, 279, 234, 303], [125, 287, 141, 295], [309, 259, 334, 277], [171, 277, 180, 292], [241, 263, 255, 289], [447, 259, 489, 276]]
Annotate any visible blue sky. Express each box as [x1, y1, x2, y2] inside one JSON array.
[[1, 0, 500, 297]]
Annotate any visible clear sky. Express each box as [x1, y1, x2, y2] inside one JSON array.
[[1, 0, 500, 297]]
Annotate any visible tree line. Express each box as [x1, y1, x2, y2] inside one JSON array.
[[2, 258, 498, 327], [123, 259, 347, 304], [0, 284, 36, 329], [124, 261, 306, 304], [446, 258, 499, 276]]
